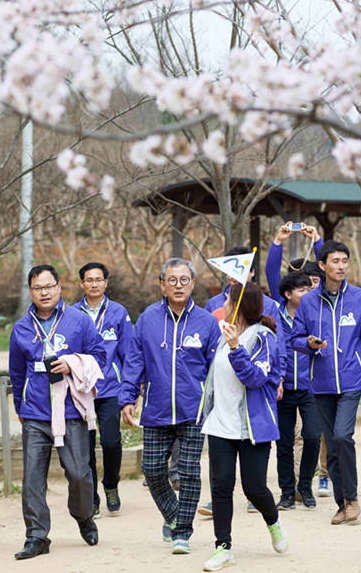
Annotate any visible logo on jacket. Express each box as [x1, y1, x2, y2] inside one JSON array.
[[254, 360, 270, 375], [183, 333, 203, 348], [339, 313, 357, 326], [53, 333, 68, 352], [102, 328, 118, 340]]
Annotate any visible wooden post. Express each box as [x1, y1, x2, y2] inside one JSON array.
[[0, 376, 12, 496]]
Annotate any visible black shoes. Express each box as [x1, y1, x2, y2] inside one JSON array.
[[75, 516, 99, 545], [276, 495, 296, 510], [15, 537, 51, 560], [297, 487, 316, 509], [104, 487, 121, 515]]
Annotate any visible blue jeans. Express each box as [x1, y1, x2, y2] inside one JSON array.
[[276, 389, 321, 496], [89, 396, 122, 506], [315, 391, 361, 507]]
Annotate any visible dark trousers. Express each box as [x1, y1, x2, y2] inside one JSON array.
[[315, 391, 361, 507], [276, 389, 321, 496], [22, 418, 93, 539], [89, 396, 122, 506], [208, 435, 278, 549]]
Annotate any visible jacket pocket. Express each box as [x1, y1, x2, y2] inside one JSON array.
[[144, 381, 151, 407], [355, 351, 361, 368], [265, 396, 277, 426], [22, 377, 29, 403], [196, 381, 205, 425]]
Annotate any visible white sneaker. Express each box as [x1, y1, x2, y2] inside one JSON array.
[[268, 520, 288, 554], [318, 477, 333, 497], [172, 539, 191, 554], [203, 545, 236, 571]]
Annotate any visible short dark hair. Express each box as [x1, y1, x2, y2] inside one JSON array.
[[28, 264, 59, 287], [79, 262, 109, 280], [279, 273, 311, 300], [159, 258, 195, 280], [318, 240, 350, 263]]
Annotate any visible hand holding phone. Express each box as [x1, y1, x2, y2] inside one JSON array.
[[44, 355, 64, 383], [308, 335, 327, 349]]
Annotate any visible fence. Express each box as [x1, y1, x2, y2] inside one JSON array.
[[0, 374, 143, 496], [0, 375, 12, 496]]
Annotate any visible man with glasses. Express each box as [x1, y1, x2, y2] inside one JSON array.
[[74, 262, 132, 519], [9, 264, 106, 559], [120, 258, 220, 555]]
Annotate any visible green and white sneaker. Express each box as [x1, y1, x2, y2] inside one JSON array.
[[268, 520, 288, 554], [203, 544, 236, 571], [172, 539, 191, 554], [162, 519, 176, 542]]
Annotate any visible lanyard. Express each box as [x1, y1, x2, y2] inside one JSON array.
[[30, 301, 65, 354], [81, 297, 108, 333]]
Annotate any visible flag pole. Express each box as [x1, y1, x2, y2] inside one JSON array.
[[230, 247, 257, 325]]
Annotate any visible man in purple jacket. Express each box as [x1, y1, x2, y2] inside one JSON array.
[[120, 258, 220, 555], [292, 240, 361, 525], [74, 262, 132, 518], [9, 264, 106, 560]]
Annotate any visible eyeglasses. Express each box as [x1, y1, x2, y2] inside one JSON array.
[[82, 278, 106, 285], [165, 276, 192, 287], [30, 283, 58, 293]]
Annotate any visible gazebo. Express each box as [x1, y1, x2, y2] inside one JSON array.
[[133, 178, 361, 278]]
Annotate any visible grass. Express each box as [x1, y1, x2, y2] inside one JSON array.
[[0, 327, 10, 351], [121, 424, 143, 448], [0, 483, 22, 496]]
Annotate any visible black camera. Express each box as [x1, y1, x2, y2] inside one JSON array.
[[44, 355, 63, 383]]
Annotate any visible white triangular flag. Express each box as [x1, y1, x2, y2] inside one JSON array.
[[208, 251, 256, 284]]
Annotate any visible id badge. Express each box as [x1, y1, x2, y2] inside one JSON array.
[[34, 361, 46, 372]]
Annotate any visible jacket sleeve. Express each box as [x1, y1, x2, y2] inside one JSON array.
[[118, 318, 144, 407], [291, 299, 314, 355], [265, 243, 283, 303], [228, 332, 280, 390], [116, 309, 133, 368], [268, 298, 287, 379], [314, 238, 323, 260], [9, 328, 27, 415]]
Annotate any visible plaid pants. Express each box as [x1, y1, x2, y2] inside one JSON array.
[[142, 422, 204, 540]]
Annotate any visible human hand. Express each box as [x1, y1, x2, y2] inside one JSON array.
[[50, 356, 71, 375], [273, 222, 292, 245], [122, 404, 138, 426], [308, 335, 327, 350], [223, 322, 240, 349], [301, 224, 320, 242]]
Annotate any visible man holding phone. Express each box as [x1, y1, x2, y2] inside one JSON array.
[[292, 240, 361, 525], [9, 264, 106, 559]]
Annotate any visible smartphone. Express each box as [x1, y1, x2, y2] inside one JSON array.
[[287, 222, 304, 232], [44, 355, 63, 383]]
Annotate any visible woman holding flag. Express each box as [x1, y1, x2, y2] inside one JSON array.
[[202, 281, 288, 572]]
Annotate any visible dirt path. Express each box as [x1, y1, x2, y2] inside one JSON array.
[[2, 441, 361, 573]]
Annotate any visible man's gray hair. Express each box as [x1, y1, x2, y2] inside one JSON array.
[[159, 258, 195, 280]]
